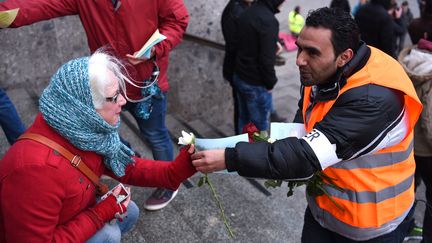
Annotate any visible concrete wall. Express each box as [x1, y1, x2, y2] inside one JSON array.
[[0, 0, 232, 128], [0, 0, 421, 129]]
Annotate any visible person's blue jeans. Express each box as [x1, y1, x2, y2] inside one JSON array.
[[232, 74, 271, 132], [414, 155, 432, 243], [301, 205, 414, 243], [0, 88, 25, 144], [86, 201, 139, 243], [123, 92, 173, 161]]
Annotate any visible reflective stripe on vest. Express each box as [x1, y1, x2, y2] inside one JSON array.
[[307, 192, 413, 241], [302, 47, 422, 240], [332, 140, 413, 169]]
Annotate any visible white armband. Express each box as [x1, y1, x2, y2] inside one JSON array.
[[301, 129, 341, 170]]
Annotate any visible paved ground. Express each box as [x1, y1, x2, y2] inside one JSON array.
[[0, 0, 426, 242]]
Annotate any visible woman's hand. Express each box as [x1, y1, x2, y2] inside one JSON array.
[[168, 144, 197, 187], [111, 185, 131, 209], [92, 190, 128, 223], [191, 149, 226, 173], [187, 144, 195, 154]]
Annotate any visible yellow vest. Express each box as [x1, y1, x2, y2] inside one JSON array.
[[288, 11, 304, 35], [302, 47, 422, 240]]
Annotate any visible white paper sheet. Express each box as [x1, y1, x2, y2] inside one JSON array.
[[270, 122, 307, 140], [194, 134, 248, 175], [195, 133, 249, 150]]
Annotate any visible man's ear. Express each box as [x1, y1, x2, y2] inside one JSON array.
[[336, 49, 354, 68]]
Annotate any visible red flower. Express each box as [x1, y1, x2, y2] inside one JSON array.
[[242, 123, 259, 142]]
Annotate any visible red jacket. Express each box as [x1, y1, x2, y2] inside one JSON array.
[[0, 0, 189, 98], [0, 114, 194, 242]]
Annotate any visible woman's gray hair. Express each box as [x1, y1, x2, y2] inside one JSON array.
[[88, 50, 130, 109]]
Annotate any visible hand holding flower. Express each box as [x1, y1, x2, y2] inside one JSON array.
[[191, 149, 226, 173], [169, 144, 196, 186]]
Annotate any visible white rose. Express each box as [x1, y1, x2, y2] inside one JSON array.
[[178, 130, 195, 145]]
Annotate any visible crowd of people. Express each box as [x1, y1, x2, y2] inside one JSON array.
[[1, 0, 431, 242]]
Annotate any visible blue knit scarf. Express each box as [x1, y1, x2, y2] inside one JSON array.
[[39, 57, 134, 177]]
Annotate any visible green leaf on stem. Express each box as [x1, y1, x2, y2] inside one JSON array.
[[252, 132, 269, 142], [264, 179, 282, 188], [198, 176, 205, 187]]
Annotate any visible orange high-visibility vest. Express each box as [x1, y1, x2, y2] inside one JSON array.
[[302, 47, 422, 241]]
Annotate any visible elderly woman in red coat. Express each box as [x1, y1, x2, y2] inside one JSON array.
[[0, 51, 196, 242]]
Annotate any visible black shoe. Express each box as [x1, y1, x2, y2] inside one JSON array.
[[270, 112, 286, 122], [275, 55, 286, 66], [403, 225, 423, 241]]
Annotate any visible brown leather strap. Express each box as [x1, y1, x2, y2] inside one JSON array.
[[18, 133, 109, 195]]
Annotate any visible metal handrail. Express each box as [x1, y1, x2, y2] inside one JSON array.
[[183, 33, 225, 51]]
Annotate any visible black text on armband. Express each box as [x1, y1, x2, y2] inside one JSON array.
[[306, 129, 320, 142]]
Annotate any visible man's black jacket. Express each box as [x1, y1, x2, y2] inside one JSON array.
[[355, 2, 403, 58], [234, 0, 283, 90], [221, 0, 251, 82]]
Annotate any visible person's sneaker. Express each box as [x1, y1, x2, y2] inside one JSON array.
[[270, 112, 287, 122], [403, 226, 423, 241], [143, 188, 178, 211]]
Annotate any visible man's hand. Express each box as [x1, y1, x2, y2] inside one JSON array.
[[276, 41, 283, 56], [191, 149, 226, 173], [394, 7, 402, 19], [125, 47, 156, 65]]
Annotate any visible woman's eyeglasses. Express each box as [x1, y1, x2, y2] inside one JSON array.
[[105, 89, 121, 103]]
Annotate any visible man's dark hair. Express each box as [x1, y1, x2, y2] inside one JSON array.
[[305, 7, 360, 56]]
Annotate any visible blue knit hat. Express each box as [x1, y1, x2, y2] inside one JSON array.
[[39, 56, 134, 177]]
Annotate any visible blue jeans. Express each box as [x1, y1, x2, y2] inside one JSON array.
[[123, 92, 173, 161], [232, 74, 271, 132], [301, 206, 414, 243], [414, 155, 432, 243], [0, 88, 25, 144], [86, 201, 139, 243]]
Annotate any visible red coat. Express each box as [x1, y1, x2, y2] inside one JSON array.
[[0, 114, 193, 242], [0, 0, 189, 98]]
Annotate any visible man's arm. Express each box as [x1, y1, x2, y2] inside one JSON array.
[[0, 0, 78, 28], [154, 0, 189, 58], [224, 85, 405, 179]]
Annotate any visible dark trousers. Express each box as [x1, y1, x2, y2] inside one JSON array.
[[232, 87, 240, 135], [414, 155, 432, 243], [302, 206, 414, 243]]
